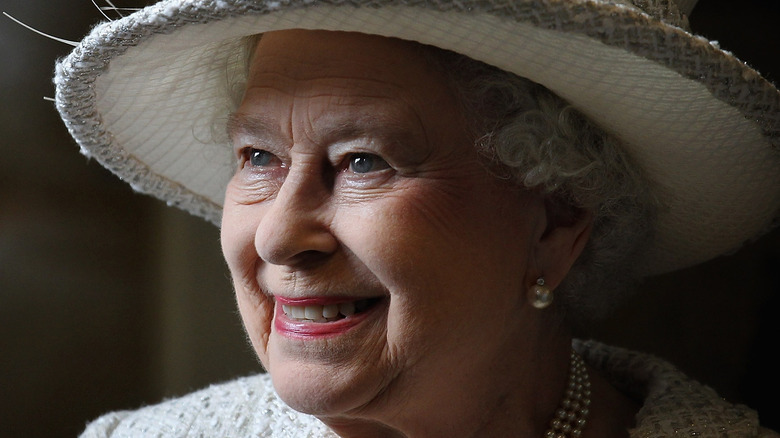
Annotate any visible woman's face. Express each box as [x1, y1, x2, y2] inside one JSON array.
[[221, 30, 551, 424]]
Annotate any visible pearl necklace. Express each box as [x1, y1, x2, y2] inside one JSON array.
[[543, 350, 591, 438]]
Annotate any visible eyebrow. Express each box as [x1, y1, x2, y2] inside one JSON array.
[[226, 110, 425, 157], [226, 112, 282, 145]]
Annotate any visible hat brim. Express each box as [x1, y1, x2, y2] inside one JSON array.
[[54, 0, 780, 275]]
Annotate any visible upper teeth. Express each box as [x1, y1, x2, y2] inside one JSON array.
[[282, 301, 357, 322]]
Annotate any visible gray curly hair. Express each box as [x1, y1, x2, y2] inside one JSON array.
[[421, 47, 658, 327], [232, 34, 657, 328]]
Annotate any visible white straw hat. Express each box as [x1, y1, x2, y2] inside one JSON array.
[[54, 0, 780, 276]]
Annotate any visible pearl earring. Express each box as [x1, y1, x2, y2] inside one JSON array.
[[530, 277, 553, 309]]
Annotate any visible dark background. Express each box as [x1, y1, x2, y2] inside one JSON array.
[[1, 1, 778, 437]]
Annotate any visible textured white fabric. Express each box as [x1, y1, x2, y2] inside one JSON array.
[[55, 0, 780, 277], [79, 341, 778, 437]]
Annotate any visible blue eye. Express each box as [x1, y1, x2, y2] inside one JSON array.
[[248, 149, 274, 167], [349, 153, 389, 174]]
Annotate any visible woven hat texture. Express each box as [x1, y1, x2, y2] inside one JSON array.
[[54, 0, 780, 275]]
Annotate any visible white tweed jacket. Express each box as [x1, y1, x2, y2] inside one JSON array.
[[80, 340, 778, 437]]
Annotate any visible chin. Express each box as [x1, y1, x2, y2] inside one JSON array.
[[268, 362, 382, 417]]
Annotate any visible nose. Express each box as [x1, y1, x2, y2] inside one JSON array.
[[254, 167, 338, 267]]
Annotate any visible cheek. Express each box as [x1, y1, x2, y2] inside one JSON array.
[[352, 178, 538, 299], [221, 197, 274, 364], [372, 177, 513, 255], [380, 178, 476, 239], [334, 184, 477, 298]]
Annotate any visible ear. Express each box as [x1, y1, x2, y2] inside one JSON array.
[[532, 197, 594, 291]]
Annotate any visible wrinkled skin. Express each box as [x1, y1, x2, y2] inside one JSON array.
[[220, 30, 595, 437]]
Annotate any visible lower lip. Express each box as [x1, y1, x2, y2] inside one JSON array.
[[273, 300, 381, 338]]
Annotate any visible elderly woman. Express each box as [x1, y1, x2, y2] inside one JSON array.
[[56, 0, 779, 437]]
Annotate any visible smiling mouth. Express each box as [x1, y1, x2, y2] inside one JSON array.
[[280, 298, 380, 323]]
